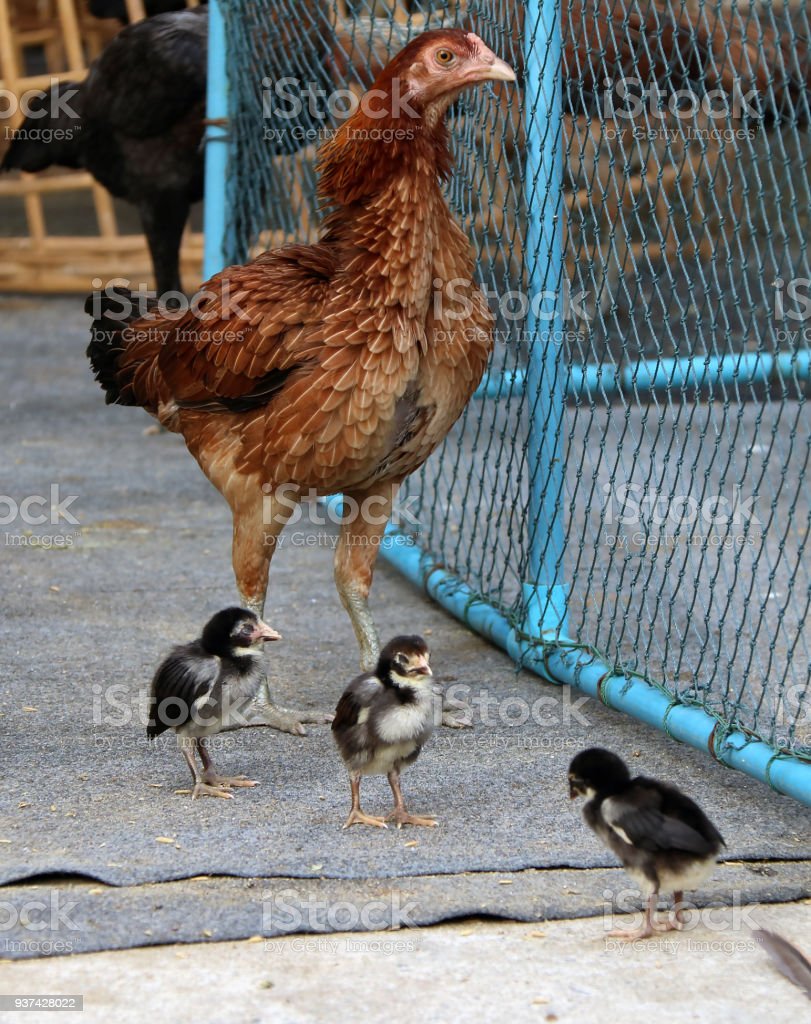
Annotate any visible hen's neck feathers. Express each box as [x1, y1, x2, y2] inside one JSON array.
[[316, 58, 455, 208], [316, 86, 466, 316]]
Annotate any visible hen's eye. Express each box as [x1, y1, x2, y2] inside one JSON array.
[[435, 48, 455, 65]]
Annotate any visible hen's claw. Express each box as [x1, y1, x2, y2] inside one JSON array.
[[203, 773, 259, 789], [238, 699, 333, 736], [441, 709, 472, 729], [191, 782, 234, 800]]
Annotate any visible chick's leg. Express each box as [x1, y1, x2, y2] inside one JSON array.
[[179, 737, 233, 800], [607, 893, 666, 939], [196, 737, 258, 790], [386, 768, 437, 828], [342, 774, 387, 829], [231, 489, 332, 735]]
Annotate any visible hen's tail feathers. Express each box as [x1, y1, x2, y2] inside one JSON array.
[[86, 287, 149, 406], [754, 929, 811, 1000]]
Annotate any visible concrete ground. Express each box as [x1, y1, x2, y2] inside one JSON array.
[[2, 903, 810, 1023], [1, 294, 809, 1019]]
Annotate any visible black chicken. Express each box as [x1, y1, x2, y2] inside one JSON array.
[[3, 6, 206, 294], [3, 3, 330, 294], [88, 0, 201, 22]]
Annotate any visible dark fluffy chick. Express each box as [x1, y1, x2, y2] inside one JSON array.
[[332, 636, 439, 829], [147, 607, 280, 799], [569, 748, 725, 937]]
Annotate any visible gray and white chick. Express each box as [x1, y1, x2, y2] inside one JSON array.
[[147, 607, 281, 799], [332, 635, 439, 829]]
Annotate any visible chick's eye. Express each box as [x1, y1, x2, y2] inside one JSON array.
[[435, 48, 455, 65]]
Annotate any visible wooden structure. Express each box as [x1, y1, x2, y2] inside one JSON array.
[[0, 0, 203, 293]]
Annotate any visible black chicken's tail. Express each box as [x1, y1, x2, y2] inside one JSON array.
[[85, 287, 151, 406]]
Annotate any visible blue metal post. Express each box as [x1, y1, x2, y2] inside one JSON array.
[[509, 0, 569, 668], [203, 0, 230, 280]]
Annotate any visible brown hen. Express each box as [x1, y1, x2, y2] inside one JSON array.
[[87, 29, 515, 731]]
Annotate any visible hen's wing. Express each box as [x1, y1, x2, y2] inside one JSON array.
[[156, 244, 336, 404], [147, 642, 220, 738], [122, 240, 422, 481], [114, 244, 334, 414]]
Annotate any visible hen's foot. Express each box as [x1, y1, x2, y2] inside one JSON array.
[[203, 773, 259, 789], [386, 809, 438, 829], [191, 782, 234, 800], [342, 809, 388, 829], [441, 708, 473, 729], [239, 700, 334, 736]]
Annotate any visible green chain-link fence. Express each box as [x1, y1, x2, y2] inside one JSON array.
[[206, 0, 810, 799]]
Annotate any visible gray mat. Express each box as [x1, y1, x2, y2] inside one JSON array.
[[1, 861, 808, 960], [1, 296, 809, 929]]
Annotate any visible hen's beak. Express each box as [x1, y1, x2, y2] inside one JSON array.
[[465, 34, 516, 84], [252, 620, 282, 643]]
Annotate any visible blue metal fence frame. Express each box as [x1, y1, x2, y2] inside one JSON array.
[[203, 1, 811, 805]]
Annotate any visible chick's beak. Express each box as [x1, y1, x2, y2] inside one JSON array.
[[466, 35, 516, 84], [568, 780, 578, 799], [414, 656, 432, 676], [252, 620, 282, 643]]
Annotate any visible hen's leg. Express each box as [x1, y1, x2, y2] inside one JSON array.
[[138, 192, 189, 297], [336, 484, 471, 727], [232, 489, 331, 735], [334, 486, 395, 671]]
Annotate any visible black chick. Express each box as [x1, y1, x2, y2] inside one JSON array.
[[147, 607, 281, 799], [332, 636, 438, 830], [568, 748, 725, 938]]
